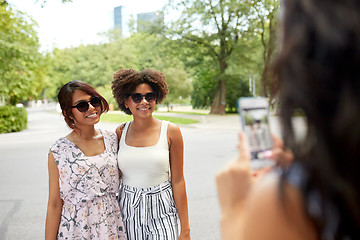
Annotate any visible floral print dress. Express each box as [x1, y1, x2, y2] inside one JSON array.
[[50, 129, 127, 240]]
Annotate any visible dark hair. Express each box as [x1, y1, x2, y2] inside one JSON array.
[[58, 80, 109, 128], [273, 0, 360, 239], [111, 69, 168, 115]]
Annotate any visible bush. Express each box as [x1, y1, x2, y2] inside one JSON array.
[[0, 105, 27, 133]]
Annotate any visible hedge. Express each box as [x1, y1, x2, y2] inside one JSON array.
[[0, 105, 27, 133]]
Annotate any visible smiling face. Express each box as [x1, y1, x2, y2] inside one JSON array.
[[71, 90, 101, 126], [125, 83, 156, 119]]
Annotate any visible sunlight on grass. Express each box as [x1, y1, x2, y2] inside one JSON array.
[[154, 115, 198, 124], [100, 112, 198, 125], [156, 111, 208, 115]]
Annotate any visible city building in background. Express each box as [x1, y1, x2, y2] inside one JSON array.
[[113, 6, 131, 38], [137, 11, 165, 33], [113, 6, 165, 37]]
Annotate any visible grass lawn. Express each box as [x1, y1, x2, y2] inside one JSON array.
[[160, 111, 208, 115], [100, 112, 198, 125]]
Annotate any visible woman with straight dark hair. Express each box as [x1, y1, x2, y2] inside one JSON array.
[[45, 80, 127, 239], [216, 0, 360, 239]]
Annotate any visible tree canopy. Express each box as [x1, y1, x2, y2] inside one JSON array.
[[167, 0, 253, 113], [1, 0, 281, 113], [45, 32, 192, 108], [0, 1, 45, 105], [166, 0, 280, 113]]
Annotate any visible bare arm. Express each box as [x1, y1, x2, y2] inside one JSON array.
[[216, 133, 316, 240], [168, 123, 191, 240], [240, 176, 317, 240], [218, 174, 317, 240], [115, 123, 126, 144], [45, 151, 63, 240], [115, 123, 126, 179]]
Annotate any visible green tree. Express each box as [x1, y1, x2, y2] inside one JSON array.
[[178, 36, 253, 111], [168, 0, 253, 114], [0, 2, 44, 105], [124, 33, 193, 104], [249, 0, 279, 97], [163, 66, 192, 106], [46, 32, 192, 107], [183, 43, 219, 108], [45, 39, 139, 101]]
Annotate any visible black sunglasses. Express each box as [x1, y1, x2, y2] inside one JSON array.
[[129, 92, 156, 104], [71, 96, 102, 112]]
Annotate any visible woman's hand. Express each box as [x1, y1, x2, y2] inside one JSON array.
[[216, 132, 295, 240], [269, 135, 294, 168], [216, 133, 294, 215], [251, 135, 294, 178]]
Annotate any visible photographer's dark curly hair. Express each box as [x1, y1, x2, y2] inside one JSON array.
[[111, 69, 168, 115], [58, 80, 109, 129], [273, 0, 360, 239]]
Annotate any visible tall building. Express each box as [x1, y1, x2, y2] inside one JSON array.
[[113, 6, 131, 38], [137, 11, 164, 33]]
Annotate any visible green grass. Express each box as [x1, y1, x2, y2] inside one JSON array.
[[154, 115, 198, 124], [156, 111, 208, 115], [100, 112, 198, 125]]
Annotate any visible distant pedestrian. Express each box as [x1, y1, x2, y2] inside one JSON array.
[[45, 81, 127, 239], [112, 69, 191, 240]]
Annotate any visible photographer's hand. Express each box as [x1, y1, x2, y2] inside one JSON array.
[[216, 132, 256, 239], [251, 134, 294, 179], [269, 135, 294, 168]]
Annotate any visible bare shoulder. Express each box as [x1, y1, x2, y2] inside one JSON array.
[[48, 150, 55, 163], [167, 122, 182, 139], [47, 150, 59, 174], [115, 122, 127, 139], [241, 173, 317, 240], [167, 121, 181, 134], [166, 122, 183, 149]]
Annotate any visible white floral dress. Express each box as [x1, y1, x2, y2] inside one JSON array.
[[50, 129, 127, 240]]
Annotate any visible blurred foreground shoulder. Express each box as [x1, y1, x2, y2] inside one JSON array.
[[240, 173, 317, 240]]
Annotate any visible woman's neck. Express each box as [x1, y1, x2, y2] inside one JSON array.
[[131, 116, 158, 130], [71, 126, 100, 141]]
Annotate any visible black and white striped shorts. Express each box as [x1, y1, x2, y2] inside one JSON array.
[[119, 180, 180, 240]]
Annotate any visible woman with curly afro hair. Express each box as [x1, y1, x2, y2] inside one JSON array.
[[112, 69, 191, 240]]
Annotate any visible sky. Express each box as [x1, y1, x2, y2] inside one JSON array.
[[7, 0, 168, 52]]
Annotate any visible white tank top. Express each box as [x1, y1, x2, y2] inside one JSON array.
[[118, 121, 170, 188]]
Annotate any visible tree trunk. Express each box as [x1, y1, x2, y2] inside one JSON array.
[[210, 48, 227, 114], [210, 78, 226, 114], [260, 63, 269, 97], [260, 11, 277, 97]]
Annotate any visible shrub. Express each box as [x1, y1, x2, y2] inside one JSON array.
[[0, 105, 27, 133]]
